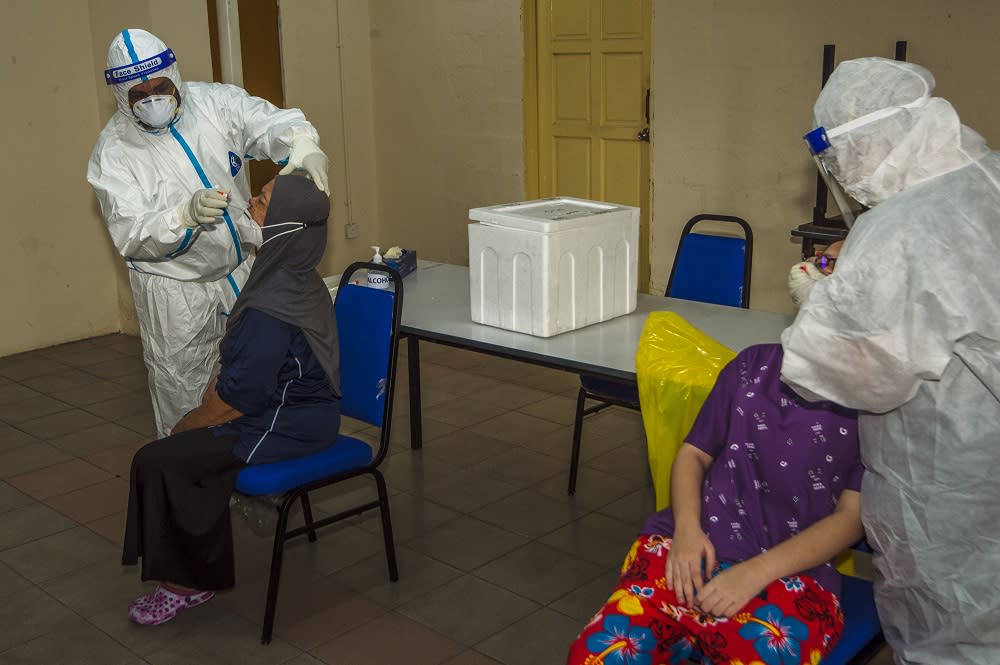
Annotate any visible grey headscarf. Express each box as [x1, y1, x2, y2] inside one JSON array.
[[226, 175, 339, 396]]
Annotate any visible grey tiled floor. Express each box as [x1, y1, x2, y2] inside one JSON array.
[[0, 334, 895, 664]]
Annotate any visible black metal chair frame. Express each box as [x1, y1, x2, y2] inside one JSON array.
[[568, 214, 753, 495], [255, 262, 403, 644]]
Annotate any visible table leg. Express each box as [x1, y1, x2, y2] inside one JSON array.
[[407, 335, 423, 450]]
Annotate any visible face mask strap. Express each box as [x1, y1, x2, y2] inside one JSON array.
[[259, 219, 328, 245], [133, 94, 175, 111], [261, 228, 301, 247]]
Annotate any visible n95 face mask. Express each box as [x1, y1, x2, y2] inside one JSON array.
[[132, 95, 178, 129], [244, 218, 263, 248]]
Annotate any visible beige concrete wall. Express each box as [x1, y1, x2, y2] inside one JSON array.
[[0, 0, 214, 358], [368, 0, 525, 265], [269, 0, 526, 273], [650, 0, 1000, 314], [1, 1, 120, 357], [278, 0, 381, 277]]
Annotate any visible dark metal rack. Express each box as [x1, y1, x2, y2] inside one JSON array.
[[791, 41, 908, 258]]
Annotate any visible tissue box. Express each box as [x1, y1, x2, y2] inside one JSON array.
[[384, 249, 417, 277]]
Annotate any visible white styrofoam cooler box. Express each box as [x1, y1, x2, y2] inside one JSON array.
[[468, 197, 639, 337]]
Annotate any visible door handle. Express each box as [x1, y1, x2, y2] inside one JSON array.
[[637, 127, 650, 142]]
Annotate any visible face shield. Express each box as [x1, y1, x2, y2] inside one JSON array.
[[805, 91, 935, 226], [104, 30, 183, 132], [104, 47, 176, 88], [804, 126, 859, 230]]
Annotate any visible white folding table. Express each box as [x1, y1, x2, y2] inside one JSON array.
[[381, 262, 792, 450]]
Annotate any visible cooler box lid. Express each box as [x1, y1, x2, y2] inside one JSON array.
[[469, 197, 628, 233]]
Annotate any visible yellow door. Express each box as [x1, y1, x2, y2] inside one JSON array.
[[527, 0, 652, 290]]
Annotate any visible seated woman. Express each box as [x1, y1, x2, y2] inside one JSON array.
[[123, 174, 340, 626], [566, 343, 864, 665]]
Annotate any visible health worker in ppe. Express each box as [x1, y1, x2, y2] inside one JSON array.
[[88, 29, 331, 438], [781, 57, 1000, 663]]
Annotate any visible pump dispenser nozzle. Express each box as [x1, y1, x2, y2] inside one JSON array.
[[367, 246, 390, 289]]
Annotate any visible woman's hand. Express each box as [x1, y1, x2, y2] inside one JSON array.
[[168, 375, 242, 436], [695, 560, 768, 618], [666, 524, 716, 607]]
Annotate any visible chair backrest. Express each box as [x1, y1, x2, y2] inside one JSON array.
[[666, 214, 753, 308], [334, 263, 403, 463]]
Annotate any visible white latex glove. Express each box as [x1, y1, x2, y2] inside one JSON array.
[[279, 136, 330, 195], [180, 188, 230, 227], [787, 260, 824, 308]]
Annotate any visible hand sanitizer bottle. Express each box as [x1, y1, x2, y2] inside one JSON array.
[[367, 246, 391, 289]]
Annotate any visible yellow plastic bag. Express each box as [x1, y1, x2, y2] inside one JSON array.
[[636, 312, 735, 511]]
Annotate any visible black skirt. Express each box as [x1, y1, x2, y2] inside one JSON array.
[[123, 428, 246, 590]]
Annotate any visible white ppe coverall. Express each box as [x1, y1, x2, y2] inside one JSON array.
[[781, 57, 1000, 664], [87, 29, 322, 437]]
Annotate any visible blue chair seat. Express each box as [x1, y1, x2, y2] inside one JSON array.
[[823, 575, 882, 665], [236, 436, 373, 496], [579, 374, 640, 406]]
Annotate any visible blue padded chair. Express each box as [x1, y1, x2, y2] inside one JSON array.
[[235, 262, 403, 644], [567, 214, 753, 495]]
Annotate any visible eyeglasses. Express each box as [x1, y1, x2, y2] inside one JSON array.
[[814, 252, 837, 272]]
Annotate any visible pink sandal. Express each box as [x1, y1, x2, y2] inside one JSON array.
[[128, 585, 214, 626]]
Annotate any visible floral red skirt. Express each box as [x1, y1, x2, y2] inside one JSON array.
[[566, 535, 844, 665]]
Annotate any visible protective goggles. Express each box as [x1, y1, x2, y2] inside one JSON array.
[[104, 48, 176, 85], [814, 251, 837, 273]]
